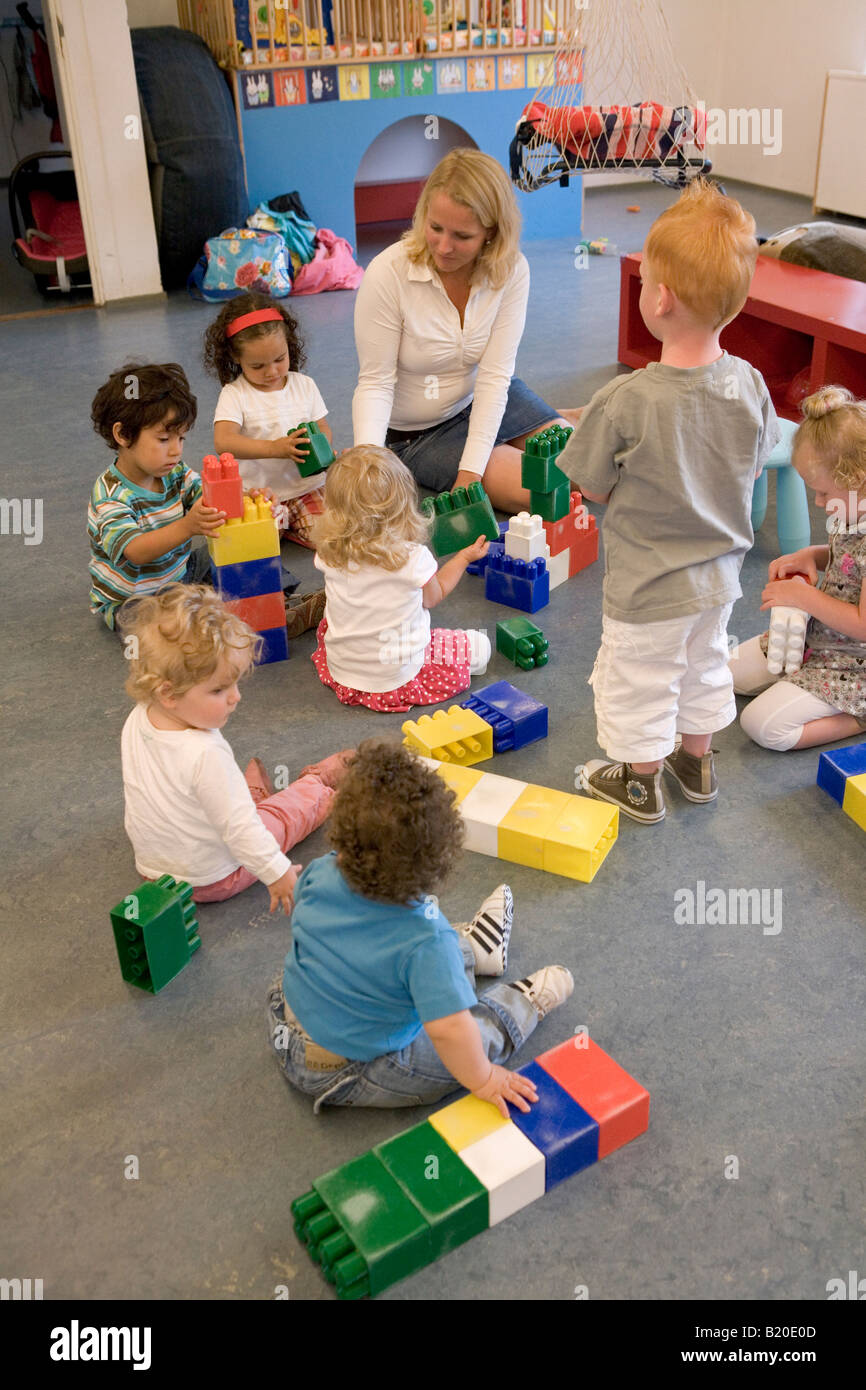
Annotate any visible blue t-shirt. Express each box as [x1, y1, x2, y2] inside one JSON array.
[[282, 852, 477, 1061]]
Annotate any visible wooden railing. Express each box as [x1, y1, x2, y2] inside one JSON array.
[[177, 0, 578, 68]]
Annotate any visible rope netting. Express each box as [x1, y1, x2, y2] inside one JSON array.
[[510, 0, 710, 191]]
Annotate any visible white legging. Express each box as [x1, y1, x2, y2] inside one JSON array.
[[730, 634, 846, 751]]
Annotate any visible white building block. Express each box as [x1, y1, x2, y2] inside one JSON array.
[[547, 548, 570, 591], [459, 1123, 546, 1225], [767, 605, 809, 675], [505, 512, 550, 564], [459, 771, 528, 856]]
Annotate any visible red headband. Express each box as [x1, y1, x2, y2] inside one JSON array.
[[226, 307, 284, 338]]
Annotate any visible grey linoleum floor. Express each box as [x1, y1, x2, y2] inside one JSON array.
[[2, 180, 864, 1301]]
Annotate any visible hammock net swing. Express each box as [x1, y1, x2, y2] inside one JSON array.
[[510, 0, 710, 193]]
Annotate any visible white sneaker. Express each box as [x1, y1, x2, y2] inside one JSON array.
[[508, 965, 574, 1019], [458, 884, 513, 976], [467, 628, 492, 675]]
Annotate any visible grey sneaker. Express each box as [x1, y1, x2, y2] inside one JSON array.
[[664, 743, 718, 803], [508, 965, 574, 1019], [459, 884, 513, 976], [579, 759, 665, 824]]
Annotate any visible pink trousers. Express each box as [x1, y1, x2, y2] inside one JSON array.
[[192, 775, 334, 903]]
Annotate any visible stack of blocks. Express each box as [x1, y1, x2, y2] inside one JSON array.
[[420, 482, 500, 558], [110, 875, 201, 993], [817, 742, 866, 833], [520, 425, 599, 586], [291, 1035, 649, 1299], [423, 757, 618, 883], [202, 454, 289, 664]]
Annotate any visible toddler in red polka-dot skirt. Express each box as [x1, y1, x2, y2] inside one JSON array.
[[310, 445, 492, 712]]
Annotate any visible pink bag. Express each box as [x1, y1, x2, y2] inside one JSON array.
[[291, 228, 364, 295]]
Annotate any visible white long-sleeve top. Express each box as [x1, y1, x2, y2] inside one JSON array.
[[352, 240, 530, 477], [121, 703, 291, 887]]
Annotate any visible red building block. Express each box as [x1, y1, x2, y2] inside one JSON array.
[[542, 492, 586, 557], [222, 589, 285, 632], [568, 517, 599, 576], [535, 1037, 649, 1160], [202, 453, 244, 519]]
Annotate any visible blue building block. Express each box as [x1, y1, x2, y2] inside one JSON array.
[[466, 538, 504, 577], [257, 625, 290, 665], [211, 554, 284, 601], [507, 1061, 599, 1190], [484, 554, 549, 613], [817, 742, 866, 806], [460, 681, 548, 753]]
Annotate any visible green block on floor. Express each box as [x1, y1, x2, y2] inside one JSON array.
[[496, 617, 549, 670], [420, 481, 500, 558], [530, 480, 571, 522], [312, 1152, 434, 1297], [521, 454, 568, 493], [110, 876, 201, 994], [294, 420, 335, 477], [374, 1121, 489, 1255]]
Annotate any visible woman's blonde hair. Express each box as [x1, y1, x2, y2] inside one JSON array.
[[643, 178, 757, 329], [313, 445, 431, 570], [793, 386, 866, 491], [402, 147, 521, 289], [118, 583, 262, 703]]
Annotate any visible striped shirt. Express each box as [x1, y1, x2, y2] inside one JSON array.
[[88, 462, 202, 627]]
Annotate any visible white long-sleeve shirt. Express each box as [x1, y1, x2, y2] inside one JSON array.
[[352, 241, 530, 477], [121, 703, 291, 887]]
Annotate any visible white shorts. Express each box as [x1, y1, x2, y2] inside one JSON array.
[[729, 633, 846, 751], [590, 604, 737, 762]]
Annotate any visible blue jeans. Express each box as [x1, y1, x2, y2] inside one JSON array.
[[266, 936, 540, 1112]]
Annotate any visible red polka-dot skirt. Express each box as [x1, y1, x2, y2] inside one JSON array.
[[311, 619, 473, 712]]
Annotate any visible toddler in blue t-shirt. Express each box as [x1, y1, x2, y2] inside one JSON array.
[[266, 738, 573, 1113]]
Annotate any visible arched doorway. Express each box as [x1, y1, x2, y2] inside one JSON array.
[[354, 116, 479, 257]]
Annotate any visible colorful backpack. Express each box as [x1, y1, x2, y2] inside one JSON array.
[[187, 226, 292, 301]]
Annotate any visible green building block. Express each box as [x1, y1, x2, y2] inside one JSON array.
[[522, 453, 568, 492], [496, 617, 550, 670], [523, 423, 573, 461], [302, 1152, 435, 1298], [420, 481, 500, 558], [530, 480, 571, 522], [374, 1121, 489, 1257], [293, 420, 336, 477], [110, 876, 201, 993]]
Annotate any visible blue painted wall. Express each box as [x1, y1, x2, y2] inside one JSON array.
[[239, 87, 582, 244]]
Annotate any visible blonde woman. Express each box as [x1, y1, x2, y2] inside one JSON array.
[[352, 148, 580, 511], [311, 445, 492, 711]]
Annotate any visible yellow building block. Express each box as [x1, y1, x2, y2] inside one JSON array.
[[842, 772, 866, 831], [428, 1094, 508, 1152], [542, 794, 619, 883], [402, 706, 493, 766], [207, 496, 280, 567], [497, 784, 571, 871], [424, 759, 485, 805]]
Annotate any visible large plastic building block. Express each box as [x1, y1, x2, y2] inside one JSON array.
[[429, 1094, 508, 1151], [521, 423, 573, 490], [498, 784, 573, 871], [466, 538, 504, 577], [374, 1122, 489, 1255], [543, 492, 589, 557], [207, 495, 280, 567], [425, 759, 484, 805], [460, 681, 548, 753], [548, 548, 570, 591], [110, 875, 201, 994], [817, 742, 866, 806], [842, 772, 866, 832], [496, 617, 549, 670], [767, 603, 809, 675], [210, 553, 284, 602], [504, 512, 549, 564], [402, 706, 493, 765], [485, 554, 549, 613], [536, 1038, 650, 1160], [507, 1062, 599, 1189], [221, 589, 285, 632], [542, 795, 619, 883], [255, 625, 290, 664], [530, 480, 571, 523], [294, 420, 336, 477], [568, 518, 599, 576], [420, 481, 500, 558], [201, 452, 244, 518], [457, 1123, 546, 1226], [459, 770, 529, 855]]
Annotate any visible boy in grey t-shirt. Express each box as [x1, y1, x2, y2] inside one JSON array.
[[559, 180, 781, 823]]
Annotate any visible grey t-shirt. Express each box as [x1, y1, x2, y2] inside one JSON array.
[[558, 354, 781, 623]]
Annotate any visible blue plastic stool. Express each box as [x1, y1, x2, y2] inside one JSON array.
[[751, 416, 811, 554]]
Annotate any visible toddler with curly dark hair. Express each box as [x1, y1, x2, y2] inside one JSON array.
[[267, 738, 574, 1114]]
